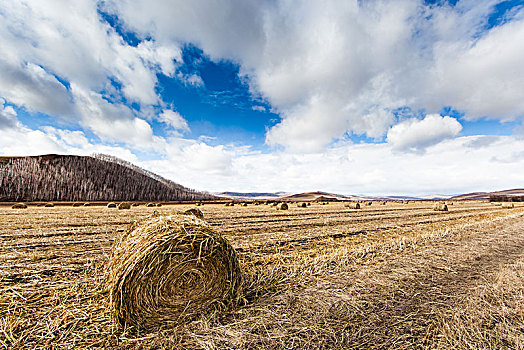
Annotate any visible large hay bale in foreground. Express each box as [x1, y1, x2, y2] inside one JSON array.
[[107, 202, 117, 208], [12, 203, 27, 209], [118, 202, 131, 210], [434, 203, 448, 211], [277, 202, 289, 210], [184, 207, 204, 220], [107, 215, 242, 330]]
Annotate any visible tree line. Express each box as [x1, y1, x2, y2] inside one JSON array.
[[0, 154, 215, 202], [489, 195, 524, 202]]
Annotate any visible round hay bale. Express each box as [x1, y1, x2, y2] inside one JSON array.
[[433, 203, 448, 211], [277, 202, 288, 210], [72, 202, 82, 207], [84, 202, 91, 207], [146, 203, 156, 207], [184, 207, 204, 220], [156, 203, 163, 207], [297, 202, 307, 208], [107, 202, 117, 208], [345, 203, 360, 209], [502, 202, 514, 209], [11, 203, 27, 209], [118, 202, 131, 210], [242, 203, 248, 207], [307, 202, 311, 206], [366, 202, 372, 206], [44, 202, 54, 208], [272, 202, 279, 207], [106, 214, 242, 330], [381, 201, 387, 205], [132, 203, 140, 207]]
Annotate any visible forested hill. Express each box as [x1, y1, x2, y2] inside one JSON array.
[[0, 154, 216, 202]]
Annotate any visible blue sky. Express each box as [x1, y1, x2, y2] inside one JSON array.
[[1, 0, 524, 195]]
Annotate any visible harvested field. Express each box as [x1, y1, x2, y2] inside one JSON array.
[[1, 201, 523, 349]]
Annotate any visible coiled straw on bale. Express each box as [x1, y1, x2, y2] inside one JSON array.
[[106, 214, 242, 331]]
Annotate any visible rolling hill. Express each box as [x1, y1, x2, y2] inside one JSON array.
[[0, 154, 216, 202], [451, 188, 524, 201]]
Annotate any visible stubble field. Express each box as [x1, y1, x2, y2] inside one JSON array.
[[1, 201, 523, 349]]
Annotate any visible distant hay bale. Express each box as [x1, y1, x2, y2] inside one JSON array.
[[345, 203, 360, 209], [307, 202, 311, 206], [297, 202, 307, 208], [433, 203, 448, 211], [84, 203, 91, 207], [132, 203, 140, 207], [118, 202, 131, 210], [107, 202, 117, 208], [106, 214, 242, 330], [156, 203, 162, 207], [272, 202, 278, 207], [11, 203, 27, 209], [381, 201, 387, 205], [184, 207, 204, 220], [146, 203, 156, 208], [242, 203, 248, 207], [44, 202, 54, 207], [366, 202, 372, 206], [277, 202, 289, 210], [502, 203, 514, 209], [72, 202, 82, 207], [225, 202, 230, 206]]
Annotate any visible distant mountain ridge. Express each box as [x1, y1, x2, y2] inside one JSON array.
[[0, 154, 215, 202], [451, 188, 524, 200], [214, 191, 290, 199]]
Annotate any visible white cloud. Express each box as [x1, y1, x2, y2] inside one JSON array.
[[107, 0, 524, 150], [0, 99, 19, 130], [158, 110, 190, 132], [140, 134, 524, 196], [176, 72, 204, 87], [387, 114, 463, 152], [0, 0, 182, 135], [0, 124, 140, 163]]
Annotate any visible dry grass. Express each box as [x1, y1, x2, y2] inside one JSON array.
[[436, 257, 524, 349], [1, 201, 523, 349]]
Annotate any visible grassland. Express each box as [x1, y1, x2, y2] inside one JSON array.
[[1, 201, 523, 349]]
